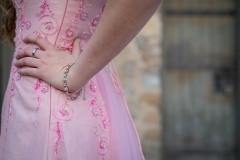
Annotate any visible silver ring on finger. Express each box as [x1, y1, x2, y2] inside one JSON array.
[[32, 48, 39, 58]]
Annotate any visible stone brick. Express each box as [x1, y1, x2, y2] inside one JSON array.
[[139, 92, 161, 106], [143, 110, 161, 124]]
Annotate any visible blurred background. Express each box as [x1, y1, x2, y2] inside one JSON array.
[[1, 0, 240, 160]]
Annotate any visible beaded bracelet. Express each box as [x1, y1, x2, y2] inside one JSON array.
[[63, 62, 82, 100]]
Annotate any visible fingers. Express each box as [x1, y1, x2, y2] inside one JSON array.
[[16, 47, 42, 60], [23, 35, 55, 51], [71, 38, 81, 58], [15, 57, 41, 68], [18, 67, 39, 78]]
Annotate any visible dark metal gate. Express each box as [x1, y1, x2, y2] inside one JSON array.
[[0, 13, 17, 112], [0, 43, 13, 109], [161, 0, 239, 160]]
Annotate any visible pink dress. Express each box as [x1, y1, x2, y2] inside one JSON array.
[[0, 0, 145, 159]]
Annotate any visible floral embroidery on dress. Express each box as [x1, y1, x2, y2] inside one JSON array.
[[12, 0, 32, 49], [87, 5, 105, 35], [14, 70, 21, 81], [87, 79, 111, 158], [57, 2, 106, 51], [97, 137, 109, 156], [94, 125, 103, 136], [53, 98, 75, 121], [41, 84, 49, 93], [57, 0, 87, 51], [80, 12, 88, 21], [38, 0, 59, 37], [53, 98, 74, 159], [33, 79, 50, 111], [85, 80, 98, 95], [55, 121, 64, 160], [101, 116, 111, 131]]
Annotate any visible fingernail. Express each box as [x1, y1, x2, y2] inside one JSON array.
[[77, 38, 80, 43]]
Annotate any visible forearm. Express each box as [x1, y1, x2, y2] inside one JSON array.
[[69, 0, 162, 91]]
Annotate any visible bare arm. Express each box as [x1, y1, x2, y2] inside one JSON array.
[[68, 0, 162, 91]]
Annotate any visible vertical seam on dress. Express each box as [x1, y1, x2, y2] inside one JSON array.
[[49, 0, 68, 159], [53, 0, 69, 47]]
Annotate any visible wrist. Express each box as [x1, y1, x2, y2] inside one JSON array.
[[66, 62, 85, 93], [62, 62, 84, 100]]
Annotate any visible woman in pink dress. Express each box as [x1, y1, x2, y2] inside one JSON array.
[[0, 0, 161, 159]]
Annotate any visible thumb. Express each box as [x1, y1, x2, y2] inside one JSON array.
[[71, 38, 81, 58]]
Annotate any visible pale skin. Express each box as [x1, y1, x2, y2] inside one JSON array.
[[14, 0, 162, 92]]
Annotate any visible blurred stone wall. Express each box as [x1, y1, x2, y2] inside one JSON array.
[[113, 7, 163, 160]]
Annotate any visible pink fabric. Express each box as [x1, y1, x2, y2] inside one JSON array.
[[0, 0, 144, 160]]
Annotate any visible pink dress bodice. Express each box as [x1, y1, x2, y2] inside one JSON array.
[[0, 0, 145, 160], [14, 0, 106, 51]]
